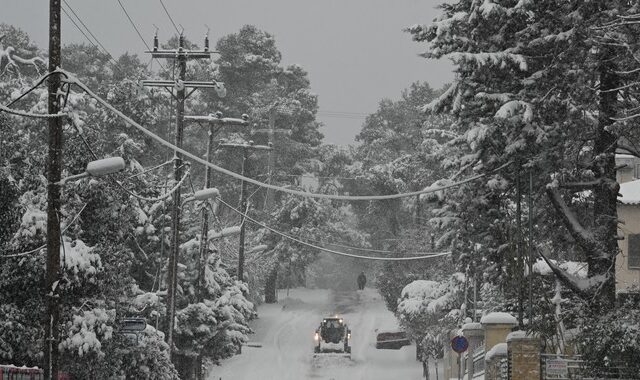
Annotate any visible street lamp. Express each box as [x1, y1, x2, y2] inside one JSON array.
[[56, 157, 126, 185], [45, 156, 125, 379], [167, 187, 220, 353], [182, 187, 220, 206]]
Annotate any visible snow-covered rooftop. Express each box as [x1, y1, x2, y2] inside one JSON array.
[[619, 179, 640, 205], [480, 312, 517, 325]]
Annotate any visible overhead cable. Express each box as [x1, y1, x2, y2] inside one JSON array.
[[115, 0, 167, 71], [61, 69, 509, 201], [62, 0, 119, 67], [159, 0, 181, 35], [1, 203, 88, 259], [61, 3, 120, 69], [218, 198, 451, 261], [0, 103, 67, 118]]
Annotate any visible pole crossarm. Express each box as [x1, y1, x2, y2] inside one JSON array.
[[185, 114, 249, 126], [146, 49, 215, 59], [251, 128, 292, 135], [219, 142, 273, 151], [141, 79, 224, 89]]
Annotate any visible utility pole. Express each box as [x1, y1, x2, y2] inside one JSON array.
[[142, 32, 223, 360], [528, 169, 534, 323], [516, 169, 524, 328], [44, 1, 62, 379], [250, 109, 290, 210], [186, 113, 247, 380], [184, 112, 249, 302], [219, 141, 271, 281]]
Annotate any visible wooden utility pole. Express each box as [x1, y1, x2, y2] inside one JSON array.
[[251, 109, 290, 210], [142, 33, 221, 360], [183, 112, 249, 302], [44, 1, 62, 379], [185, 113, 247, 380], [219, 141, 271, 281], [516, 169, 524, 328], [528, 169, 534, 323]]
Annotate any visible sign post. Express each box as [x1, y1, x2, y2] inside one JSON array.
[[545, 358, 569, 377], [451, 336, 469, 380]]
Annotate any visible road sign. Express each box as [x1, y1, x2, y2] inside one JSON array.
[[451, 335, 469, 353], [546, 358, 568, 376], [120, 318, 147, 332]]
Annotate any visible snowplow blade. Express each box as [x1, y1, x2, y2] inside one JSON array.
[[311, 352, 353, 368], [312, 352, 351, 359]]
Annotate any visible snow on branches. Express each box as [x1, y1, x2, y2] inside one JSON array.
[[0, 35, 46, 77]]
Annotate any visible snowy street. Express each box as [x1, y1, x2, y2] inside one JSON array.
[[207, 288, 424, 380]]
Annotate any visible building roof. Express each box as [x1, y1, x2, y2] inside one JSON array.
[[619, 179, 640, 205]]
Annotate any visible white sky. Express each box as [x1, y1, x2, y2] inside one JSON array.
[[1, 0, 453, 145]]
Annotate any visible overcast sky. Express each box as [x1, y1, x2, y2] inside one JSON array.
[[1, 0, 453, 145]]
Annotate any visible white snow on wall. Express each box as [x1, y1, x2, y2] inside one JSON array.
[[480, 312, 517, 325], [484, 342, 508, 361]]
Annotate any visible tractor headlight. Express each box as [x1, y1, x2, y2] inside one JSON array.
[[314, 332, 319, 341], [348, 333, 351, 340]]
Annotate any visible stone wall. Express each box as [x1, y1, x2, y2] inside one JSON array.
[[507, 331, 540, 380]]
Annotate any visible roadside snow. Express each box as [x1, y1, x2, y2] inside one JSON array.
[[207, 288, 426, 380]]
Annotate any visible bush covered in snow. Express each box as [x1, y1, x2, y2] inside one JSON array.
[[577, 302, 640, 376]]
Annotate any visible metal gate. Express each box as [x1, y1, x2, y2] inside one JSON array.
[[541, 354, 638, 380]]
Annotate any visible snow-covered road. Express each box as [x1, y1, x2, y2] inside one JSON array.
[[207, 288, 424, 380]]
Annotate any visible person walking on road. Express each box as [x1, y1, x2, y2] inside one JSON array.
[[357, 271, 367, 290]]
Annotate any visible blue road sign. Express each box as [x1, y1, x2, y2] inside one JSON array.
[[451, 335, 469, 353]]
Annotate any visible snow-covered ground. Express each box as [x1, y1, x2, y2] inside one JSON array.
[[207, 287, 426, 380]]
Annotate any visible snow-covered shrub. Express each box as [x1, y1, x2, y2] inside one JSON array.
[[577, 302, 640, 376], [60, 308, 115, 358], [396, 274, 464, 348]]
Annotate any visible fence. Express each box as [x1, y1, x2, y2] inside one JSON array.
[[472, 343, 485, 376], [540, 354, 638, 380]]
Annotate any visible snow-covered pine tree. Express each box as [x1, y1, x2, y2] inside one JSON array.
[[408, 0, 640, 314]]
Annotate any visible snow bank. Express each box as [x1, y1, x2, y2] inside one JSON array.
[[480, 312, 517, 325]]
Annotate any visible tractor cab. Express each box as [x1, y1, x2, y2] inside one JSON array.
[[314, 317, 351, 357]]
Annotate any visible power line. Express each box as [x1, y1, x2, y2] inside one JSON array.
[[1, 203, 88, 259], [115, 0, 167, 71], [0, 103, 68, 118], [62, 0, 118, 66], [159, 0, 181, 35], [218, 198, 451, 261], [61, 2, 120, 69], [61, 69, 511, 201], [321, 110, 369, 116]]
